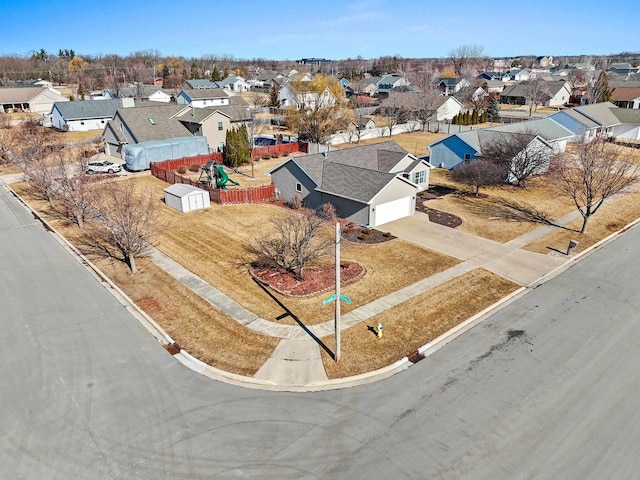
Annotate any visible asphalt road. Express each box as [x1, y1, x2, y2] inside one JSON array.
[[2, 181, 640, 479]]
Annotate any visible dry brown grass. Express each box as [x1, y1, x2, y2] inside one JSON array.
[[321, 268, 520, 378], [9, 180, 278, 376], [426, 169, 576, 243], [523, 187, 640, 255], [335, 130, 448, 157], [140, 175, 459, 326]]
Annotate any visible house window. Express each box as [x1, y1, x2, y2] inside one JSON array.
[[80, 121, 85, 125], [464, 153, 471, 161], [413, 170, 426, 184], [218, 121, 223, 131], [295, 183, 302, 192]]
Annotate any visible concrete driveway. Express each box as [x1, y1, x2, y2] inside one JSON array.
[[383, 212, 565, 286]]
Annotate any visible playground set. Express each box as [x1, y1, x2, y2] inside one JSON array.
[[198, 160, 241, 190]]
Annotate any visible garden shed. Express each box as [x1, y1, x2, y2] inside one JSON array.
[[163, 184, 211, 213]]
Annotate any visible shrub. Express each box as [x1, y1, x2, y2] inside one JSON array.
[[189, 163, 201, 172], [271, 152, 280, 158], [262, 154, 270, 160], [288, 194, 302, 210], [316, 202, 337, 220], [177, 166, 187, 174], [384, 232, 392, 238]]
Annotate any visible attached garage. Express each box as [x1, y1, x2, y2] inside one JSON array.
[[164, 184, 210, 213], [371, 196, 415, 227]]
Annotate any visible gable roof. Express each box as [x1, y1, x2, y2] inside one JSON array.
[[0, 86, 63, 104], [53, 99, 125, 120], [106, 86, 167, 99], [178, 88, 231, 100], [571, 102, 621, 126], [610, 108, 640, 124], [164, 183, 207, 197], [489, 118, 573, 141], [500, 81, 570, 99], [183, 79, 216, 89], [611, 87, 640, 101], [269, 141, 418, 203], [114, 104, 189, 142]]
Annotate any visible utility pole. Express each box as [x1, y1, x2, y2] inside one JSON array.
[[322, 222, 351, 363]]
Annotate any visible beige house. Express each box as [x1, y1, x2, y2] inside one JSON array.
[[0, 86, 68, 115]]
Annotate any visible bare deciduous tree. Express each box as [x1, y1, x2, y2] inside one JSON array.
[[480, 131, 551, 186], [0, 113, 17, 165], [88, 180, 161, 273], [451, 159, 503, 196], [551, 138, 638, 233], [449, 44, 485, 76], [19, 123, 61, 205], [249, 212, 332, 281], [53, 150, 97, 228], [522, 78, 551, 116], [286, 96, 348, 144]]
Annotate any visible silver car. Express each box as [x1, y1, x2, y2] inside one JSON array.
[[85, 160, 122, 174]]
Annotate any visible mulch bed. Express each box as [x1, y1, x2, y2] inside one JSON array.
[[341, 224, 395, 244], [250, 262, 366, 298], [416, 187, 464, 228]]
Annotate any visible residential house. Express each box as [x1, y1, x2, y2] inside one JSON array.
[[50, 98, 133, 132], [268, 141, 432, 227], [428, 118, 572, 170], [279, 83, 337, 109], [176, 88, 232, 109], [380, 92, 464, 122], [607, 63, 640, 76], [0, 86, 68, 115], [478, 72, 510, 82], [182, 79, 217, 89], [507, 69, 534, 82], [214, 75, 250, 93], [103, 98, 250, 157], [499, 81, 571, 107], [436, 77, 470, 96], [103, 85, 172, 103], [611, 87, 640, 109], [549, 102, 640, 142]]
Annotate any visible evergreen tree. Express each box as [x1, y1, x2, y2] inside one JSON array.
[[161, 64, 170, 80], [472, 109, 479, 124], [487, 95, 501, 122], [223, 125, 251, 168], [269, 85, 279, 107], [190, 63, 200, 79], [211, 66, 222, 81]]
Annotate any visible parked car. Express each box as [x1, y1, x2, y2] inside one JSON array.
[[85, 160, 122, 174]]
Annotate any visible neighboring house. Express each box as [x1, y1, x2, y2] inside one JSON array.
[[611, 87, 640, 109], [499, 81, 571, 107], [478, 72, 510, 82], [428, 117, 572, 170], [380, 92, 464, 122], [549, 102, 640, 142], [0, 86, 69, 114], [507, 69, 534, 82], [348, 116, 376, 132], [279, 83, 337, 109], [103, 99, 250, 157], [104, 85, 172, 103], [176, 88, 232, 108], [50, 98, 133, 132], [182, 79, 217, 89], [268, 141, 433, 227], [485, 80, 507, 94], [436, 77, 470, 96], [214, 75, 250, 92], [607, 63, 640, 76]]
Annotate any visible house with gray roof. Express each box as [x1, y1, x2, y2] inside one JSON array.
[[0, 86, 68, 115], [182, 79, 217, 89], [268, 141, 432, 227], [176, 88, 232, 109], [428, 118, 572, 173], [549, 102, 640, 142], [500, 81, 571, 107], [50, 99, 132, 132], [214, 75, 250, 92], [103, 85, 171, 103]]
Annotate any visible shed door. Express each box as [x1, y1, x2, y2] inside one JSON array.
[[189, 193, 204, 211], [373, 196, 413, 227]]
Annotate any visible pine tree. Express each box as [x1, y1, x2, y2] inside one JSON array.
[[211, 66, 222, 82], [487, 95, 501, 122], [223, 125, 251, 168], [269, 85, 279, 107], [472, 109, 479, 124]]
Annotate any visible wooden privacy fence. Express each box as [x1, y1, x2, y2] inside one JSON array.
[[151, 155, 276, 205], [252, 142, 303, 158]]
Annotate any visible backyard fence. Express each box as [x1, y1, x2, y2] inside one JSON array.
[[150, 154, 277, 205]]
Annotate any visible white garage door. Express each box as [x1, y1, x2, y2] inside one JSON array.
[[373, 196, 413, 227]]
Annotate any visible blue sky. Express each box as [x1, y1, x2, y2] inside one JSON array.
[[2, 0, 639, 60]]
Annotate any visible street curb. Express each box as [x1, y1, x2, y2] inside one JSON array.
[[5, 176, 639, 392]]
